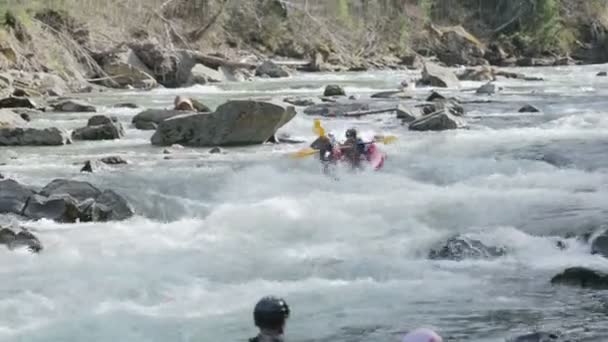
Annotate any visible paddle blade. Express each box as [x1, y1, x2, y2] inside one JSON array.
[[373, 135, 398, 144], [290, 148, 318, 159], [313, 119, 325, 137]]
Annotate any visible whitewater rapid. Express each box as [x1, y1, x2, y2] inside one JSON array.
[[1, 65, 608, 341]]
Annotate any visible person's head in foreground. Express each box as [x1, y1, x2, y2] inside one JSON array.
[[250, 296, 290, 342], [402, 328, 443, 342]]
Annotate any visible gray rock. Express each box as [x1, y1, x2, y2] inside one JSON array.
[[428, 235, 506, 261], [113, 102, 139, 109], [283, 97, 316, 107], [323, 85, 345, 97], [132, 109, 185, 130], [370, 90, 412, 99], [0, 227, 42, 253], [209, 146, 222, 154], [22, 194, 81, 223], [255, 60, 290, 78], [0, 109, 28, 127], [551, 267, 608, 289], [417, 61, 460, 88], [396, 104, 421, 123], [518, 104, 540, 113], [128, 40, 195, 88], [0, 173, 3, 179], [304, 102, 369, 117], [40, 179, 101, 202], [72, 121, 124, 140], [87, 115, 116, 126], [188, 63, 225, 85], [80, 160, 93, 173], [0, 127, 69, 146], [476, 82, 497, 95], [0, 179, 34, 215], [151, 100, 296, 147], [11, 108, 42, 121], [0, 96, 38, 109], [101, 48, 158, 89], [457, 66, 495, 81], [50, 99, 96, 112], [90, 189, 134, 221], [100, 156, 127, 165], [409, 109, 467, 131], [591, 230, 608, 257], [507, 332, 561, 342], [597, 71, 607, 77], [426, 91, 446, 102]]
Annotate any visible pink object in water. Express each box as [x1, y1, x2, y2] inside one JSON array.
[[365, 143, 385, 170], [401, 328, 443, 342]]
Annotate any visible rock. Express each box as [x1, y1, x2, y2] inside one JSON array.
[[209, 146, 222, 154], [457, 66, 496, 81], [551, 267, 608, 289], [0, 173, 3, 179], [507, 332, 561, 342], [100, 48, 158, 89], [40, 179, 101, 202], [72, 115, 124, 141], [476, 82, 497, 95], [420, 98, 464, 117], [0, 227, 42, 253], [484, 43, 508, 66], [12, 108, 42, 122], [400, 52, 424, 69], [304, 102, 370, 117], [220, 66, 252, 82], [100, 156, 127, 165], [0, 96, 38, 109], [426, 91, 445, 102], [128, 40, 195, 88], [50, 99, 96, 112], [370, 90, 412, 99], [283, 97, 316, 107], [516, 57, 555, 67], [418, 61, 460, 88], [590, 230, 608, 257], [553, 56, 575, 66], [0, 179, 34, 215], [191, 99, 211, 112], [22, 194, 81, 222], [151, 100, 296, 147], [433, 25, 486, 66], [409, 109, 467, 131], [113, 102, 139, 109], [0, 127, 69, 146], [132, 109, 186, 130], [597, 71, 607, 77], [188, 63, 225, 85], [0, 108, 28, 127], [428, 235, 506, 260], [524, 76, 544, 82], [255, 60, 290, 78], [89, 189, 134, 221], [80, 160, 93, 173], [323, 85, 345, 97], [396, 104, 422, 123], [519, 104, 541, 113]]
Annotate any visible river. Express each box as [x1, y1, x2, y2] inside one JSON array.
[[1, 65, 608, 341]]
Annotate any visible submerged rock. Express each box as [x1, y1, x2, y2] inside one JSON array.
[[323, 85, 345, 97], [50, 99, 96, 112], [409, 109, 467, 131], [507, 332, 561, 342], [370, 90, 412, 99], [428, 235, 506, 261], [72, 115, 124, 141], [476, 82, 497, 95], [597, 71, 607, 77], [80, 160, 93, 173], [590, 230, 608, 257], [283, 97, 317, 107], [0, 227, 42, 253], [519, 104, 541, 113], [100, 156, 127, 165], [304, 101, 369, 117], [551, 267, 608, 289], [151, 100, 296, 147], [113, 102, 139, 109]]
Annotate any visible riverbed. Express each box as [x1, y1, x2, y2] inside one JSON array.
[[1, 65, 608, 341]]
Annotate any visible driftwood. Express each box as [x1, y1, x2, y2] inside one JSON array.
[[326, 107, 396, 118], [181, 50, 257, 70]]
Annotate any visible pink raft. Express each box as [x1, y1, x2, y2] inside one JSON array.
[[331, 142, 386, 170]]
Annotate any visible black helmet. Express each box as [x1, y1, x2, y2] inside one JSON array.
[[254, 296, 290, 330], [345, 128, 357, 139]]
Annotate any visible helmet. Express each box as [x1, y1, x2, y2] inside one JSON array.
[[253, 296, 290, 330], [345, 128, 357, 139], [402, 328, 443, 342]]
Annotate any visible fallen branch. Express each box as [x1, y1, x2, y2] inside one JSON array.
[[180, 50, 257, 69], [327, 107, 397, 118]]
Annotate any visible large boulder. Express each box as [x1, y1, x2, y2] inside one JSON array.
[[0, 109, 28, 127], [40, 179, 101, 202], [323, 85, 345, 97], [431, 25, 486, 66], [100, 48, 157, 89], [551, 267, 608, 289], [409, 110, 467, 131], [428, 235, 506, 261], [22, 194, 81, 222], [50, 99, 96, 112], [132, 109, 188, 130], [255, 60, 289, 78], [0, 179, 34, 215], [88, 189, 133, 221], [0, 96, 38, 109], [128, 40, 195, 88], [187, 64, 225, 85], [151, 100, 296, 147], [72, 115, 125, 140], [0, 227, 42, 253], [0, 127, 70, 146], [418, 62, 460, 88]]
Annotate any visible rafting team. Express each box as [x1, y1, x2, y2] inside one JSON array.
[[249, 296, 443, 342]]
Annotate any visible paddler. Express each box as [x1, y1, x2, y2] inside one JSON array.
[[249, 296, 291, 342], [339, 128, 367, 168]]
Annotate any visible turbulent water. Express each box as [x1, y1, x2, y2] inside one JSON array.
[[1, 65, 608, 342]]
